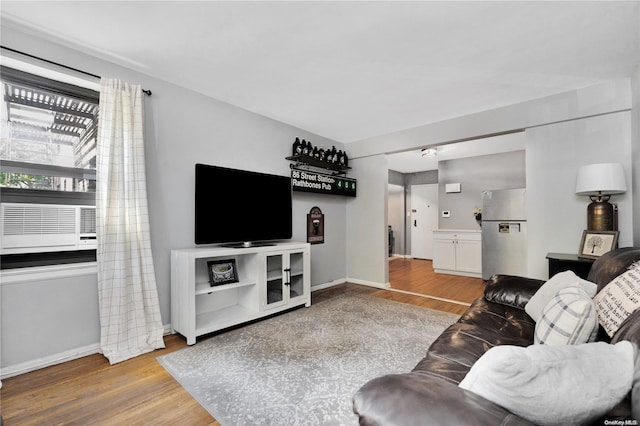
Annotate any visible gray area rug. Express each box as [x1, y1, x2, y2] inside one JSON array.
[[157, 292, 460, 425]]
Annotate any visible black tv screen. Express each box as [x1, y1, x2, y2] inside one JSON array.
[[195, 164, 293, 246]]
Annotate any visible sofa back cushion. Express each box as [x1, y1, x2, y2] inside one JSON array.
[[483, 274, 545, 310], [588, 247, 640, 292]]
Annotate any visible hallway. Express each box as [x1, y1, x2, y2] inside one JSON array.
[[389, 257, 485, 306]]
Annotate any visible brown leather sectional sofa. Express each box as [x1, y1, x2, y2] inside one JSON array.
[[353, 247, 640, 425]]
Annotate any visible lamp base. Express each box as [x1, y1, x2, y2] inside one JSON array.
[[587, 200, 614, 231]]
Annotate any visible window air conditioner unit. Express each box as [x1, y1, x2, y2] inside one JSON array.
[[0, 203, 96, 254]]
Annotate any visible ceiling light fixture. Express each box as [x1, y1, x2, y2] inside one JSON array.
[[421, 148, 438, 158]]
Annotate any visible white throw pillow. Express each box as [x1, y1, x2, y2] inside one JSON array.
[[459, 341, 635, 426], [534, 285, 598, 345], [593, 266, 640, 337], [525, 270, 597, 322]]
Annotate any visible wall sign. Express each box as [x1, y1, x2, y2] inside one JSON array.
[[291, 169, 357, 197], [307, 206, 324, 244]]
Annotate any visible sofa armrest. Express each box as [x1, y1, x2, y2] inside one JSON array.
[[353, 372, 534, 426], [483, 274, 545, 310]]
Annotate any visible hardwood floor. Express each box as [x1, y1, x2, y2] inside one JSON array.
[[0, 265, 485, 425], [388, 257, 486, 305], [1, 334, 218, 426]]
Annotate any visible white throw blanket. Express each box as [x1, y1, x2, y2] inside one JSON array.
[[459, 341, 635, 426]]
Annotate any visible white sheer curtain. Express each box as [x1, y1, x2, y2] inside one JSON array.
[[96, 78, 164, 364]]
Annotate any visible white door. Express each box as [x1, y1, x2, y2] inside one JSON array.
[[411, 184, 438, 259]]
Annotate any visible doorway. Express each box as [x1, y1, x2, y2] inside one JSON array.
[[387, 184, 405, 257], [410, 184, 438, 260]]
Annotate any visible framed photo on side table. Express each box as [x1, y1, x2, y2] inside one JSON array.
[[207, 259, 239, 286], [578, 230, 619, 259]]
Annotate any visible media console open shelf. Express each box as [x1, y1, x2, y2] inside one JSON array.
[[171, 242, 311, 345]]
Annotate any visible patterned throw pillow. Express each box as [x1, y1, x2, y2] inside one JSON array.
[[534, 285, 598, 345], [593, 266, 640, 337], [525, 270, 597, 322]]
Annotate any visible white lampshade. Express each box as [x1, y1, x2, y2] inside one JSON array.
[[575, 163, 626, 196]]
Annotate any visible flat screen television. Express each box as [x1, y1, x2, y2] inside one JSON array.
[[195, 163, 292, 247]]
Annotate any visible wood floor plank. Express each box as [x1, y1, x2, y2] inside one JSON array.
[[389, 257, 485, 304], [1, 335, 218, 426], [1, 261, 484, 425]]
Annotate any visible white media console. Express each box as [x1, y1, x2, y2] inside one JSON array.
[[171, 241, 311, 345]]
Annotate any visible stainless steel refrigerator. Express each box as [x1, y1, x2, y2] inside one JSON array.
[[481, 188, 527, 280]]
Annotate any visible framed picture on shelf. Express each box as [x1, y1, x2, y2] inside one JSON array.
[[207, 259, 238, 286], [578, 230, 619, 259]]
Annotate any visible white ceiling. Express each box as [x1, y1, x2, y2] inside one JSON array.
[[386, 131, 526, 173], [2, 1, 639, 149]]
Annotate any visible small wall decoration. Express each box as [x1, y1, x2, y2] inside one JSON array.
[[291, 169, 357, 197], [307, 206, 325, 245], [578, 230, 619, 259], [207, 259, 239, 286]]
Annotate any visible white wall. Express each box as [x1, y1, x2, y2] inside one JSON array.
[[292, 192, 347, 286], [345, 79, 636, 287], [438, 149, 526, 229], [632, 65, 640, 245], [0, 25, 348, 374], [526, 111, 633, 280], [346, 155, 389, 286], [142, 78, 348, 292], [349, 79, 632, 159], [1, 267, 99, 370], [1, 22, 638, 378]]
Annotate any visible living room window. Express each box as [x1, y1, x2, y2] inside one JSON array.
[[0, 65, 100, 268]]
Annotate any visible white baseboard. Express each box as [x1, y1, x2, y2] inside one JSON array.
[[346, 277, 391, 289], [311, 278, 391, 291], [1, 323, 175, 380], [311, 278, 347, 291], [433, 268, 482, 279], [0, 342, 101, 380]]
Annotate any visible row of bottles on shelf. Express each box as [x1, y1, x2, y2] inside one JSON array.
[[292, 137, 349, 168]]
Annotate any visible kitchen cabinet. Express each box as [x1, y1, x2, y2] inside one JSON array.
[[432, 230, 482, 278]]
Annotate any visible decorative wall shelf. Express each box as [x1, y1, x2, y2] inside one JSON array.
[[286, 154, 351, 176]]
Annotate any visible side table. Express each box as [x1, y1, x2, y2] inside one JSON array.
[[546, 252, 595, 280]]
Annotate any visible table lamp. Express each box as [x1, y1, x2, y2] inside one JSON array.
[[575, 163, 626, 231]]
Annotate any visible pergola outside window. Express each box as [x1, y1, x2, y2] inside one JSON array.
[[0, 66, 99, 194]]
